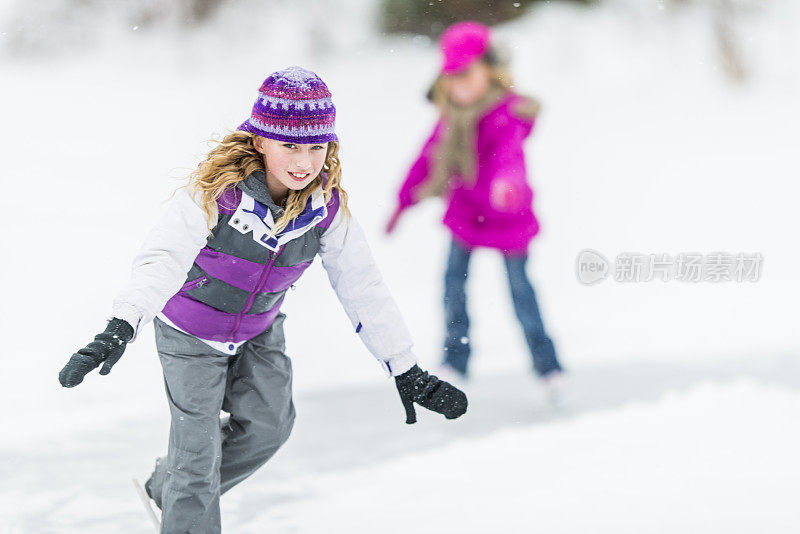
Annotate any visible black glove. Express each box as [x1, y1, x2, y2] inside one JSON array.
[[59, 318, 134, 388], [394, 365, 468, 424]]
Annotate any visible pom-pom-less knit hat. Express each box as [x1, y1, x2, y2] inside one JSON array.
[[238, 66, 337, 144], [440, 21, 491, 75]]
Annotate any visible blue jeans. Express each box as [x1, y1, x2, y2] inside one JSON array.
[[443, 240, 562, 377]]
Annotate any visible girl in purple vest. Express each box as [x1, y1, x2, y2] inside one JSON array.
[[58, 66, 466, 533], [386, 22, 564, 386]]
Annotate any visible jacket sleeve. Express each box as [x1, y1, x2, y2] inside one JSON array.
[[110, 188, 213, 341], [318, 209, 417, 377], [397, 120, 444, 211], [485, 100, 537, 213]]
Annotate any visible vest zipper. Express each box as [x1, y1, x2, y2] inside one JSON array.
[[229, 248, 281, 341], [180, 276, 207, 292]]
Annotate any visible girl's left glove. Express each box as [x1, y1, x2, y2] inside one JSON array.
[[395, 365, 468, 424], [385, 206, 404, 235], [59, 318, 134, 388]]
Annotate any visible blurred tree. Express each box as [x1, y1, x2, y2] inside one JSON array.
[[379, 0, 595, 37], [669, 0, 751, 82], [1, 0, 225, 55], [713, 0, 747, 81], [179, 0, 222, 25]]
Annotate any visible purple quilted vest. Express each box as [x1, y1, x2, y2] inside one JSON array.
[[161, 172, 339, 343]]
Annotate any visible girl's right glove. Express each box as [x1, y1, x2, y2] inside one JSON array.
[[394, 365, 468, 424], [58, 318, 134, 388], [490, 179, 522, 212]]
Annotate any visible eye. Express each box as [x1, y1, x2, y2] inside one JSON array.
[[311, 145, 325, 150], [282, 143, 297, 149]]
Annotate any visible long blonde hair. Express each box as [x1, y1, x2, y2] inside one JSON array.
[[188, 130, 348, 234]]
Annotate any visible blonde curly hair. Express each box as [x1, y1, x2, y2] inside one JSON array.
[[187, 130, 348, 234]]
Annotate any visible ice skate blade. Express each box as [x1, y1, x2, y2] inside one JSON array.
[[133, 478, 161, 532]]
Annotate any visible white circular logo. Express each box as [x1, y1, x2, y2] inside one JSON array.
[[576, 249, 610, 285]]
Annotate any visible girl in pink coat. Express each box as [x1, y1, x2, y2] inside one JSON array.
[[387, 21, 563, 383]]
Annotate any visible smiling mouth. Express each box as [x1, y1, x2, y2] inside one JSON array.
[[288, 171, 310, 181]]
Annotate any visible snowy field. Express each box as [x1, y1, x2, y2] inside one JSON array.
[[2, 0, 799, 531]]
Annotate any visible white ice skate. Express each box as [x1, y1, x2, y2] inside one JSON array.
[[541, 371, 567, 408], [133, 478, 161, 532]]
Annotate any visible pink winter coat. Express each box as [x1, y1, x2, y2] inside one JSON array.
[[396, 93, 540, 255]]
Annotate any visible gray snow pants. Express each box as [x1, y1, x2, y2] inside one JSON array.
[[148, 315, 296, 534]]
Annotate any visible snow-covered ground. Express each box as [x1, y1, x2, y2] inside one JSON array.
[[3, 358, 800, 532], [2, 0, 799, 531], [248, 380, 800, 534]]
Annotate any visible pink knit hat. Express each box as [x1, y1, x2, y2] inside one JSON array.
[[440, 21, 491, 75]]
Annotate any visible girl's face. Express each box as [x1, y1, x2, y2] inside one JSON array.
[[254, 137, 328, 195], [443, 61, 492, 106]]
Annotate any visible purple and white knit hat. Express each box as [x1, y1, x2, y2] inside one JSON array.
[[238, 66, 337, 144]]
